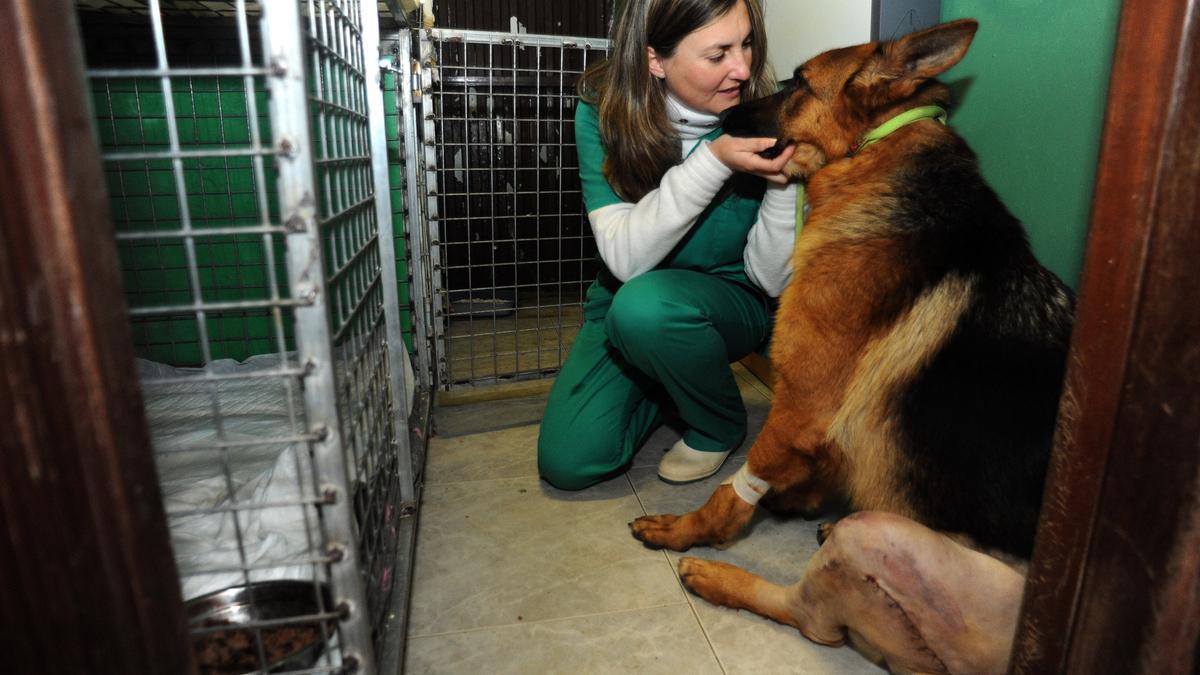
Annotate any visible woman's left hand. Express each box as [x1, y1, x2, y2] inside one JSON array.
[[709, 135, 796, 184]]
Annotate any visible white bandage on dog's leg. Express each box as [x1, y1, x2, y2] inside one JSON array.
[[724, 463, 770, 505]]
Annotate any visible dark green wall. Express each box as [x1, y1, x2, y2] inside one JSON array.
[[939, 0, 1122, 287], [95, 75, 292, 365], [93, 65, 415, 367], [383, 59, 415, 352]]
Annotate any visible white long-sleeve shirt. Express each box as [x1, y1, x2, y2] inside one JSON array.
[[586, 94, 797, 296]]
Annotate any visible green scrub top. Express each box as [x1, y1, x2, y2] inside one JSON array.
[[575, 101, 766, 320]]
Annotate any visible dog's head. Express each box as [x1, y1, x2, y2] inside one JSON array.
[[722, 19, 978, 179]]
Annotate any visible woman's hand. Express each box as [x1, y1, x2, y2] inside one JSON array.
[[709, 135, 796, 184]]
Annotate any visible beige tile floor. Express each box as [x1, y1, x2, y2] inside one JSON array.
[[405, 365, 887, 674]]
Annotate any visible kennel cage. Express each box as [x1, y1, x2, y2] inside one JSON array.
[[74, 0, 420, 672], [393, 28, 610, 389]]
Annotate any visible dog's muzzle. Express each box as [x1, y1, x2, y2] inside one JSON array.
[[721, 78, 796, 158]]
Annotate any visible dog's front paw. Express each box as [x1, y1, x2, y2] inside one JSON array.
[[629, 513, 694, 551]]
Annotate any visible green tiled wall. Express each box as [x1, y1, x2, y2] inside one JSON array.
[[382, 59, 414, 349], [95, 67, 413, 366], [95, 75, 290, 366]]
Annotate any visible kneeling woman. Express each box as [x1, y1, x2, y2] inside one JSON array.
[[538, 0, 797, 489]]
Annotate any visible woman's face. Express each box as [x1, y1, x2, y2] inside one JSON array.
[[648, 1, 753, 115]]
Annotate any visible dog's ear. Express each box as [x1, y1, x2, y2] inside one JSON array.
[[848, 19, 978, 106]]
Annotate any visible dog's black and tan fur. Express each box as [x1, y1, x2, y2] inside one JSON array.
[[630, 18, 1074, 672]]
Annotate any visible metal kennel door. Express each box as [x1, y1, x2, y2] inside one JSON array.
[[82, 0, 412, 670], [399, 29, 609, 389]]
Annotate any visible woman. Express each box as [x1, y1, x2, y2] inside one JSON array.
[[537, 0, 797, 489]]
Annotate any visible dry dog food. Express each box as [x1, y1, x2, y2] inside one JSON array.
[[193, 618, 322, 674]]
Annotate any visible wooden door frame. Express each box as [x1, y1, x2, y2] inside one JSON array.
[[0, 1, 194, 672], [2, 0, 1197, 672], [1010, 0, 1200, 671]]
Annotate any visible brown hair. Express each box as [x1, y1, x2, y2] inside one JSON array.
[[579, 0, 775, 201]]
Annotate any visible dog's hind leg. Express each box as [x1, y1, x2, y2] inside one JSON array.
[[677, 556, 818, 634], [681, 511, 1025, 675]]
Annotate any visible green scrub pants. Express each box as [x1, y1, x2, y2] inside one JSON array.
[[537, 269, 771, 490]]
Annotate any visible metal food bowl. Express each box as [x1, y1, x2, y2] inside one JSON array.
[[186, 581, 336, 674]]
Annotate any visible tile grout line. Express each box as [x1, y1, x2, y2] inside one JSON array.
[[411, 471, 699, 628], [433, 418, 544, 439], [627, 472, 731, 675], [420, 423, 745, 673], [680, 577, 731, 675], [422, 471, 541, 488], [404, 599, 695, 640]]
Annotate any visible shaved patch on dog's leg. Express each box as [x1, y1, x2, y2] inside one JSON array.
[[861, 574, 949, 674], [797, 512, 1024, 675], [787, 517, 953, 672]]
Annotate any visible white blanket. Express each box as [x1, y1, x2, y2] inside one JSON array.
[[143, 345, 415, 601], [142, 354, 322, 600]]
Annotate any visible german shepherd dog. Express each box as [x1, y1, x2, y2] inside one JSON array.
[[630, 19, 1075, 673]]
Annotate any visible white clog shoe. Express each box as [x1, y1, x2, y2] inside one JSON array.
[[657, 437, 734, 484]]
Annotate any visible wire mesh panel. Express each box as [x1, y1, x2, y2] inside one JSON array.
[[82, 3, 289, 365], [300, 0, 412, 658], [407, 29, 609, 389], [77, 0, 407, 26], [77, 0, 410, 671], [433, 0, 613, 37], [81, 1, 353, 672], [388, 32, 436, 393]]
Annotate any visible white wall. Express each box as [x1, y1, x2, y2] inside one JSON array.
[[762, 0, 873, 76]]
